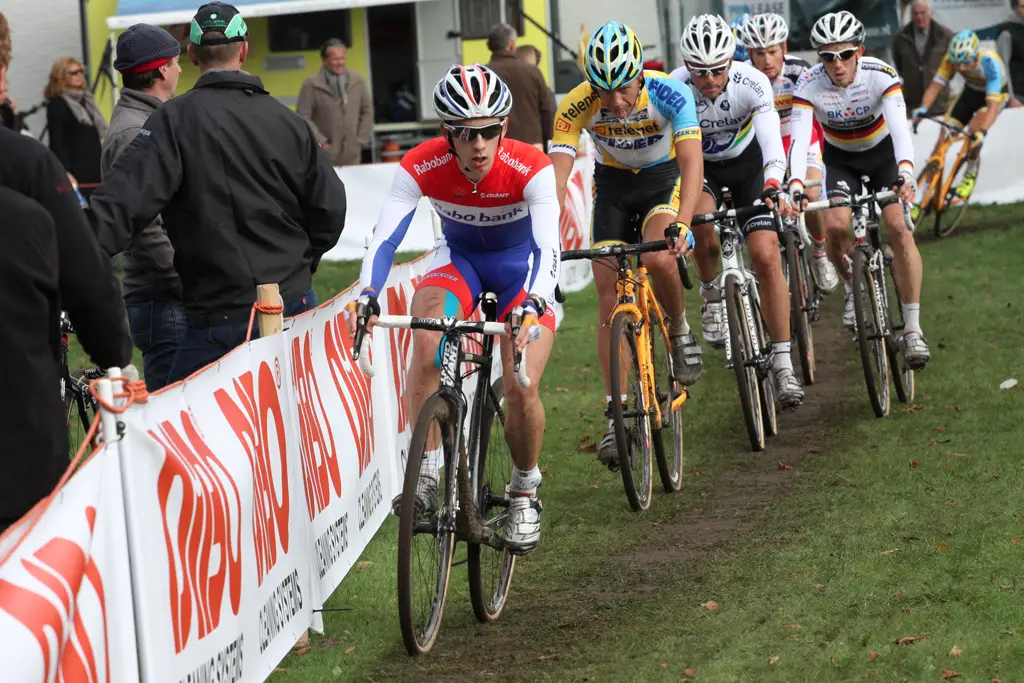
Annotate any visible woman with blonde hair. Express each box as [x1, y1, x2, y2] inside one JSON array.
[[45, 56, 106, 197]]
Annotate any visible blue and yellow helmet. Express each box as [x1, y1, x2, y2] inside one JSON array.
[[731, 14, 750, 61], [948, 30, 980, 64], [584, 21, 644, 90]]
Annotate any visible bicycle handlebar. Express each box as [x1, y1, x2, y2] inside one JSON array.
[[561, 238, 693, 290], [912, 112, 966, 135]]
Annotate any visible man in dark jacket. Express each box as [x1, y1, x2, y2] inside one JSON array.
[[892, 0, 954, 114], [0, 10, 133, 531], [996, 2, 1024, 106], [102, 23, 185, 391], [90, 2, 346, 383], [485, 22, 554, 149]]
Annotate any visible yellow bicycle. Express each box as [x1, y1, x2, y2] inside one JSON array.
[[562, 232, 692, 511], [912, 113, 977, 237]]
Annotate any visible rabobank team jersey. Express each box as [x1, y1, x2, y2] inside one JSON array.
[[934, 47, 1007, 96], [359, 137, 560, 299], [669, 60, 787, 184], [550, 70, 701, 170]]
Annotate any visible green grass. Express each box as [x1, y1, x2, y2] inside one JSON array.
[[267, 206, 1024, 682]]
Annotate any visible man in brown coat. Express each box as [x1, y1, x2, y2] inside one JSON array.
[[892, 0, 954, 115], [485, 23, 554, 150], [298, 38, 373, 165]]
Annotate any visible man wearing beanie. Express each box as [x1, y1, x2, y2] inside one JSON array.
[[90, 2, 347, 382], [102, 23, 184, 391]]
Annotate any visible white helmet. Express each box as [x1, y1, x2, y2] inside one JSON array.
[[739, 13, 790, 49], [432, 64, 512, 121], [680, 14, 735, 66], [810, 11, 866, 49]]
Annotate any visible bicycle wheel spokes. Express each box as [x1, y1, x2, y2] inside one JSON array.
[[397, 394, 456, 655], [648, 306, 684, 493], [852, 249, 890, 418], [882, 256, 915, 404], [609, 311, 653, 511], [751, 291, 779, 438], [468, 378, 516, 622], [786, 231, 816, 385], [936, 153, 973, 237], [914, 161, 941, 224], [725, 277, 765, 451]]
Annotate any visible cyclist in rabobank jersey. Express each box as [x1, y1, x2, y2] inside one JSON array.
[[914, 30, 1008, 198], [738, 12, 840, 293], [670, 14, 805, 409], [352, 64, 558, 554], [550, 21, 704, 470]]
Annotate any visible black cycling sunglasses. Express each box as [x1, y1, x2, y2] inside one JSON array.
[[444, 122, 504, 141], [688, 64, 729, 78], [818, 48, 859, 63]]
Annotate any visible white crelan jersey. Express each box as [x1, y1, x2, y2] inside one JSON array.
[[669, 60, 786, 185], [769, 55, 813, 141], [788, 57, 915, 188]]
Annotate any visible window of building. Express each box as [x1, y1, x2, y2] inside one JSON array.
[[268, 10, 353, 53], [459, 0, 524, 41]]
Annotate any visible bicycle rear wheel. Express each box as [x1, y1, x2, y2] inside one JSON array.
[[852, 248, 891, 418], [467, 377, 516, 622], [397, 394, 457, 655], [725, 276, 765, 451], [609, 311, 653, 511], [784, 230, 816, 385], [751, 289, 778, 437], [882, 253, 915, 404], [648, 304, 684, 493], [935, 149, 972, 238]]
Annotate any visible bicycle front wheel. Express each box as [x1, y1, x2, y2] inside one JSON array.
[[725, 276, 765, 451], [609, 311, 653, 511], [914, 160, 941, 225], [852, 249, 891, 418], [648, 304, 684, 493], [935, 152, 973, 237], [784, 230, 816, 386], [882, 253, 915, 404], [467, 377, 516, 622], [397, 394, 457, 655]]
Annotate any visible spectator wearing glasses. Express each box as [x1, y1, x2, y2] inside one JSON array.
[[996, 0, 1024, 106], [44, 56, 107, 198]]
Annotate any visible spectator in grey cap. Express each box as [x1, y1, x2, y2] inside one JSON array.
[[102, 23, 183, 390]]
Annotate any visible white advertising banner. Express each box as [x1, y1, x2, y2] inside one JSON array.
[[117, 333, 313, 683], [0, 447, 139, 683]]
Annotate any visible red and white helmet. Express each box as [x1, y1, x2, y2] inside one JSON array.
[[739, 13, 789, 49], [432, 64, 513, 121]]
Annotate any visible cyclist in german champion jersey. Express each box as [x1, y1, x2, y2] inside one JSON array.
[[549, 22, 704, 470], [737, 13, 840, 293], [914, 30, 1008, 199], [351, 65, 558, 554], [670, 14, 805, 409], [788, 11, 931, 370]]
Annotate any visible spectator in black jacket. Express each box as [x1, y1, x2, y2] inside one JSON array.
[[44, 56, 106, 199], [90, 2, 346, 383], [0, 14, 133, 531]]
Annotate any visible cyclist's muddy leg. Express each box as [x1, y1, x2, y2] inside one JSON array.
[[690, 191, 721, 283], [640, 211, 686, 323], [594, 257, 619, 396], [881, 202, 922, 304], [824, 206, 854, 278], [499, 328, 554, 471]]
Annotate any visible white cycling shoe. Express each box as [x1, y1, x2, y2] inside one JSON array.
[[843, 289, 856, 332], [811, 253, 840, 294], [502, 491, 543, 555], [902, 331, 931, 370], [774, 368, 805, 410], [701, 286, 728, 349]]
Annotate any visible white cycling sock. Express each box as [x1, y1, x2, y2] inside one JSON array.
[[844, 280, 853, 297], [811, 237, 827, 257], [903, 303, 921, 333], [420, 447, 443, 481], [772, 341, 794, 372], [510, 466, 542, 495], [669, 314, 690, 336]]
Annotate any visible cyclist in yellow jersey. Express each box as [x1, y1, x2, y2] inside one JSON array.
[[550, 21, 704, 470], [914, 30, 1008, 198]]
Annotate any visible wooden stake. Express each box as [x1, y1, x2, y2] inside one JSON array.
[[256, 283, 283, 336]]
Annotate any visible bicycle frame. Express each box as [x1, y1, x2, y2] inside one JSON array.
[[917, 117, 972, 213], [716, 217, 769, 374]]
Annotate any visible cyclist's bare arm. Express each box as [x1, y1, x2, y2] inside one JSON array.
[[673, 138, 704, 227], [550, 151, 575, 212], [918, 80, 944, 113]]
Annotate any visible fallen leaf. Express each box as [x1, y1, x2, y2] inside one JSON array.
[[683, 669, 697, 678], [903, 607, 912, 613], [590, 484, 599, 489], [868, 651, 880, 662], [784, 624, 801, 629], [768, 655, 780, 664], [701, 600, 720, 612], [812, 583, 826, 589], [660, 663, 668, 669], [880, 548, 901, 555], [344, 647, 356, 655], [928, 441, 937, 447], [894, 591, 905, 597], [1013, 538, 1021, 545], [894, 635, 926, 645], [777, 462, 792, 471], [911, 461, 920, 469], [830, 656, 838, 664], [936, 543, 948, 552], [935, 427, 947, 432], [988, 343, 999, 349], [947, 451, 969, 458], [1000, 585, 1010, 589], [1001, 630, 1015, 635], [576, 436, 597, 453], [356, 561, 373, 572], [950, 645, 962, 656], [274, 668, 289, 673], [940, 670, 961, 680]]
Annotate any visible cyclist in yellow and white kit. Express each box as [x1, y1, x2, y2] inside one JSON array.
[[549, 21, 704, 470], [914, 30, 1008, 199]]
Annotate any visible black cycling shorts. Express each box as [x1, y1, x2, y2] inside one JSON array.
[[948, 86, 1008, 127], [591, 160, 679, 246], [823, 136, 900, 204], [697, 141, 774, 234]]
